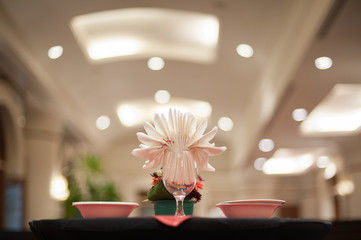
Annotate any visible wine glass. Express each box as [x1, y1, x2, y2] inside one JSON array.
[[162, 149, 198, 217]]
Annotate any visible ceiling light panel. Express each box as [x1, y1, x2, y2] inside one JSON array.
[[70, 8, 219, 64], [117, 98, 212, 127], [300, 84, 361, 135], [262, 148, 321, 175]]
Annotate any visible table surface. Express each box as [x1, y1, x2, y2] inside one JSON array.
[[29, 217, 332, 240]]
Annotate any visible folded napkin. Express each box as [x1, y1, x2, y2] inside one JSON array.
[[154, 216, 192, 227], [132, 109, 227, 173]]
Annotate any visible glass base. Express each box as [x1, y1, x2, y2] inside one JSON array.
[[153, 200, 195, 215]]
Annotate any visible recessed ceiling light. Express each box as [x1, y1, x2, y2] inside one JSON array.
[[218, 117, 233, 131], [254, 158, 266, 171], [315, 56, 332, 70], [48, 45, 63, 59], [258, 139, 274, 152], [324, 162, 337, 179], [300, 84, 361, 135], [336, 179, 354, 196], [70, 8, 219, 64], [316, 156, 330, 168], [154, 90, 171, 104], [236, 44, 253, 58], [95, 115, 110, 130], [292, 108, 308, 121], [148, 57, 165, 71]]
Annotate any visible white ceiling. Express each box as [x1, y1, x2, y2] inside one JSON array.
[[248, 0, 361, 170], [1, 0, 359, 174]]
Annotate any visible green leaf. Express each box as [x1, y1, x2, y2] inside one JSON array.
[[83, 155, 102, 173], [147, 181, 174, 201]]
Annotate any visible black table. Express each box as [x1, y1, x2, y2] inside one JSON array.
[[29, 217, 332, 240]]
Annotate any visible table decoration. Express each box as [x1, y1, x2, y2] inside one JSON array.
[[132, 108, 226, 217], [147, 169, 203, 215]]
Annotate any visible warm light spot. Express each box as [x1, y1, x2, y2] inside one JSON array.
[[317, 156, 330, 168], [117, 105, 143, 127], [50, 175, 69, 201], [96, 115, 110, 130], [148, 57, 165, 70], [263, 154, 314, 175], [88, 38, 141, 60], [258, 139, 274, 152], [193, 102, 212, 119], [315, 56, 332, 70], [236, 44, 253, 58], [300, 84, 361, 135], [48, 45, 63, 59], [117, 98, 212, 127], [218, 117, 233, 131], [304, 113, 361, 133], [71, 8, 219, 64], [154, 90, 171, 104], [292, 108, 308, 121], [336, 179, 354, 196], [197, 18, 219, 47], [324, 162, 337, 179], [254, 158, 266, 171]]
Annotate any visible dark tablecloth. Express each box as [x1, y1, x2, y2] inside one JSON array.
[[29, 217, 332, 240]]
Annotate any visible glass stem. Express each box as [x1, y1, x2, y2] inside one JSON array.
[[174, 195, 186, 217]]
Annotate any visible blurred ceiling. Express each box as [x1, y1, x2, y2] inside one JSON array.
[[1, 0, 360, 173], [248, 0, 361, 171]]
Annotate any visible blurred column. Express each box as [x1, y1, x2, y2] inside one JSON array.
[[340, 146, 361, 219], [25, 107, 63, 224], [316, 169, 335, 220]]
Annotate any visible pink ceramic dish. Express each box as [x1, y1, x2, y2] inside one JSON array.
[[72, 201, 139, 218], [223, 199, 285, 205], [216, 199, 285, 218]]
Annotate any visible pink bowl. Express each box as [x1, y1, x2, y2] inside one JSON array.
[[72, 201, 139, 218], [216, 199, 285, 218]]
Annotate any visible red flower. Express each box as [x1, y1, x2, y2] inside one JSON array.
[[195, 180, 203, 191], [151, 177, 160, 186]]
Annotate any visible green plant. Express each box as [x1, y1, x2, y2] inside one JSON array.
[[64, 154, 121, 218]]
